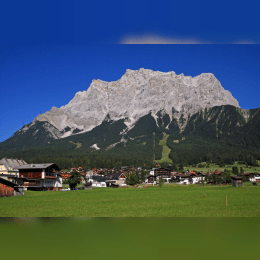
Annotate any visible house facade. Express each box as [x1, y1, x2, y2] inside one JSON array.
[[17, 163, 62, 191], [0, 158, 27, 178], [173, 172, 203, 184], [144, 175, 158, 184], [150, 168, 172, 182]]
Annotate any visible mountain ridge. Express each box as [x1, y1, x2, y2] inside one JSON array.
[[3, 68, 259, 169], [32, 68, 239, 139], [1, 105, 260, 170]]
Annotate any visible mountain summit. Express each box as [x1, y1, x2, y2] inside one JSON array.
[[33, 68, 239, 139], [2, 69, 260, 169]]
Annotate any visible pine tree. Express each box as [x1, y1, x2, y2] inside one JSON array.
[[232, 166, 239, 176]]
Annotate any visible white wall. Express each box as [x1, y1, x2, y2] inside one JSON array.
[[92, 181, 106, 187], [42, 169, 45, 179], [55, 176, 63, 187]]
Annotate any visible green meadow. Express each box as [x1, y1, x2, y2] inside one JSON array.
[[184, 160, 260, 174], [154, 133, 172, 164], [1, 184, 260, 217]]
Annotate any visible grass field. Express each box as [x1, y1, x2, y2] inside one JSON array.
[[154, 133, 172, 164], [1, 184, 260, 217], [185, 161, 260, 174]]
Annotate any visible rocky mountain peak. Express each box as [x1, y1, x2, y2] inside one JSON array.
[[33, 68, 239, 139]]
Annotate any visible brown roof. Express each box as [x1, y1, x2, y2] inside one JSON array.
[[231, 176, 243, 180]]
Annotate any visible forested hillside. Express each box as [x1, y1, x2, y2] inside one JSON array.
[[1, 106, 260, 169]]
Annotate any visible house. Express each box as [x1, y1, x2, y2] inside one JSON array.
[[144, 175, 158, 185], [17, 163, 62, 191], [0, 177, 24, 197], [84, 182, 92, 190], [175, 174, 192, 184], [241, 172, 260, 182], [150, 168, 172, 182], [231, 176, 243, 187], [88, 175, 108, 187], [0, 158, 27, 178], [120, 166, 136, 172], [209, 170, 223, 177], [174, 172, 201, 184], [106, 172, 127, 186]]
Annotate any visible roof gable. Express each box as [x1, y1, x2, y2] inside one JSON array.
[[17, 163, 60, 171]]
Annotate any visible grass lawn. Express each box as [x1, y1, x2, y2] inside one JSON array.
[[1, 184, 260, 217]]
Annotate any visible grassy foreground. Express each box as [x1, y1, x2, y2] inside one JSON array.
[[1, 184, 260, 217]]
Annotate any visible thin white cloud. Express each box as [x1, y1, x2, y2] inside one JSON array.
[[118, 33, 260, 44], [232, 40, 258, 44], [119, 33, 212, 44]]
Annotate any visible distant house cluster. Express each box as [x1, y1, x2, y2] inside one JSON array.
[[1, 157, 259, 197], [0, 158, 62, 197]]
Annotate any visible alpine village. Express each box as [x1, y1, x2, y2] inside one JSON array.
[[1, 69, 260, 198]]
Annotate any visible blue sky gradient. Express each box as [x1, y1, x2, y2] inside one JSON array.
[[0, 1, 260, 142], [1, 44, 259, 142]]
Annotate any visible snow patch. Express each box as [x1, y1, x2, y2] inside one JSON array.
[[90, 143, 100, 150]]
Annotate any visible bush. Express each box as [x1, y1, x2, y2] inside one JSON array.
[[158, 176, 165, 187]]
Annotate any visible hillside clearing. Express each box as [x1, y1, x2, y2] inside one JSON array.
[[154, 134, 172, 164]]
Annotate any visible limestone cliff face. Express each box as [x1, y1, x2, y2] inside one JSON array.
[[34, 68, 239, 138]]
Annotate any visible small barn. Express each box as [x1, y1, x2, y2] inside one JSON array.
[[84, 182, 92, 190], [0, 177, 24, 197], [231, 176, 243, 187]]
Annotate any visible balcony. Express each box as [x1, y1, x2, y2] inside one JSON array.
[[23, 182, 41, 187]]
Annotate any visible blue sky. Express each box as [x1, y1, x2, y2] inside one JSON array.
[[1, 1, 260, 44], [0, 1, 260, 142]]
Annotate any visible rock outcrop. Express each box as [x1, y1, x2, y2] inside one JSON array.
[[33, 68, 239, 138]]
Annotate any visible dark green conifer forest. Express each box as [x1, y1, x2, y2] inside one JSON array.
[[0, 106, 260, 169]]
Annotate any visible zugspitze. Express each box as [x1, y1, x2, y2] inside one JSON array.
[[33, 68, 239, 139]]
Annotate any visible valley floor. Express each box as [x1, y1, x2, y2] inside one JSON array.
[[1, 184, 260, 217]]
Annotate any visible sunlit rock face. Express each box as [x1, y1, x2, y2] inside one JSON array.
[[34, 68, 239, 138]]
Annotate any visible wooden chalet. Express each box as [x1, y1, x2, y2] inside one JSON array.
[[173, 171, 201, 184], [231, 176, 243, 187], [153, 168, 172, 177], [0, 177, 24, 197], [145, 174, 157, 184], [17, 163, 62, 191], [175, 174, 193, 184], [105, 172, 127, 187]]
